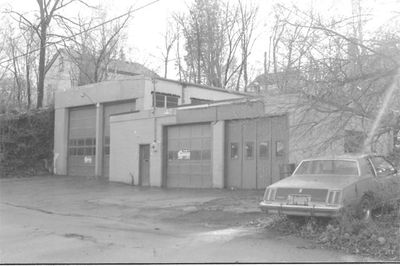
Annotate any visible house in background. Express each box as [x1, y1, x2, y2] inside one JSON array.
[[43, 49, 157, 107]]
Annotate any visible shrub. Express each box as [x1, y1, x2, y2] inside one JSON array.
[[0, 109, 54, 177], [266, 207, 400, 261]]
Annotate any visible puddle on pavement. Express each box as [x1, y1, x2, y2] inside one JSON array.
[[192, 227, 256, 243]]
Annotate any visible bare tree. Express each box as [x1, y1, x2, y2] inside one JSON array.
[[58, 8, 130, 85], [173, 0, 259, 91], [259, 3, 400, 156], [161, 20, 178, 78], [7, 0, 91, 108], [0, 22, 38, 111], [236, 0, 258, 91]]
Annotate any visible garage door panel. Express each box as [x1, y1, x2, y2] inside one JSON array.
[[226, 121, 242, 188], [68, 107, 96, 177], [69, 128, 96, 137], [179, 126, 191, 137], [179, 139, 191, 150], [166, 123, 212, 188], [191, 125, 203, 137], [226, 117, 282, 189], [202, 125, 211, 136], [191, 138, 202, 149]]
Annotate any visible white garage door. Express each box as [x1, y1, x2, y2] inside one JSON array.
[[67, 106, 96, 176], [166, 123, 212, 188]]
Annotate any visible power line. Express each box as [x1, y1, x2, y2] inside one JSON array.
[[0, 0, 162, 67]]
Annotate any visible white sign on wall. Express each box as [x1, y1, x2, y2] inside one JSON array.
[[84, 156, 92, 164], [177, 149, 191, 160]]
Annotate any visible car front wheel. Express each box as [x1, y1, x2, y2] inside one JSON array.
[[357, 196, 372, 220]]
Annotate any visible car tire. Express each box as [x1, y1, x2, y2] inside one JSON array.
[[357, 196, 373, 221]]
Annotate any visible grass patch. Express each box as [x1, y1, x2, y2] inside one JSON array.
[[266, 209, 400, 261]]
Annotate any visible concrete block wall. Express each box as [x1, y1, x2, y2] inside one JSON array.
[[55, 77, 146, 109], [142, 78, 245, 110], [53, 108, 69, 175], [109, 110, 176, 185], [212, 121, 225, 188], [53, 77, 146, 176], [110, 111, 228, 188]]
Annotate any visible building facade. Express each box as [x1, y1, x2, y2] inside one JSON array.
[[109, 99, 289, 189], [53, 75, 245, 179]]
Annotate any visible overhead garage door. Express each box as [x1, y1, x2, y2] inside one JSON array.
[[166, 123, 212, 188], [225, 116, 288, 189], [68, 106, 96, 176], [103, 100, 136, 178]]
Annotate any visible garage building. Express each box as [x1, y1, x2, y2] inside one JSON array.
[[109, 99, 289, 189], [54, 76, 244, 178]]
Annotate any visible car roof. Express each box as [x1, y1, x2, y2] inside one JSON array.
[[300, 153, 379, 161]]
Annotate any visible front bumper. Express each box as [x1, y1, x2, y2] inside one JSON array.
[[259, 201, 342, 217]]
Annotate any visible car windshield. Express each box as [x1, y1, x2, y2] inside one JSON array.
[[294, 160, 359, 176]]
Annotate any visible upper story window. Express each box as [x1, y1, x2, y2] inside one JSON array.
[[152, 92, 179, 108]]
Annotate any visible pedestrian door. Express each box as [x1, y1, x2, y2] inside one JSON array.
[[225, 116, 288, 189], [139, 144, 150, 186]]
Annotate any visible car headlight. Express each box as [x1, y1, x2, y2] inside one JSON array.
[[327, 190, 342, 205]]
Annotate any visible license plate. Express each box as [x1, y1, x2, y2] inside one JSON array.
[[288, 194, 311, 205]]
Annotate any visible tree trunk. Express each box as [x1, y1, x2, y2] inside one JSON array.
[[36, 27, 46, 108], [36, 0, 47, 109], [26, 58, 31, 110]]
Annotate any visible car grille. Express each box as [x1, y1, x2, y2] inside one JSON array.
[[275, 188, 328, 203]]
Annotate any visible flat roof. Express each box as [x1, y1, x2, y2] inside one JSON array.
[[176, 96, 262, 110], [154, 77, 249, 96]]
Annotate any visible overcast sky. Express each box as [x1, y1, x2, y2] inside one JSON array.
[[1, 0, 399, 79]]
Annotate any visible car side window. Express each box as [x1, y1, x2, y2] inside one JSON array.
[[370, 157, 396, 177], [364, 158, 376, 176]]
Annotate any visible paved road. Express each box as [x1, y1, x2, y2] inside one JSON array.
[[0, 176, 375, 263]]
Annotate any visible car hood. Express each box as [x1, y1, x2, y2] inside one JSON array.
[[269, 174, 360, 190]]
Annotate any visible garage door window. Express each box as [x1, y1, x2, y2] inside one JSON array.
[[276, 141, 285, 157], [104, 136, 110, 155], [191, 150, 201, 160], [168, 151, 178, 160], [69, 137, 96, 156], [231, 143, 239, 159], [202, 149, 211, 160], [259, 142, 269, 159], [245, 142, 254, 160]]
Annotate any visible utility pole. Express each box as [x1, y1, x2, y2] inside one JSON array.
[[351, 0, 364, 55]]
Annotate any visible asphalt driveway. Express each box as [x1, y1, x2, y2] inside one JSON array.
[[0, 175, 374, 263]]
